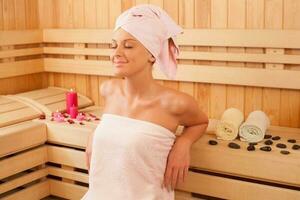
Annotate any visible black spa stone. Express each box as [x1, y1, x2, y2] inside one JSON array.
[[264, 140, 273, 145], [249, 142, 258, 146], [208, 140, 218, 145], [287, 139, 296, 143], [280, 150, 290, 155], [247, 145, 255, 151], [264, 134, 272, 139], [272, 136, 281, 141], [260, 146, 272, 152], [228, 142, 240, 149], [276, 143, 287, 149], [292, 144, 300, 150]]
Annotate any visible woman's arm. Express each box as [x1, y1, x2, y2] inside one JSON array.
[[163, 94, 209, 191]]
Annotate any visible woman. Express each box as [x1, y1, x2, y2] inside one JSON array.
[[82, 4, 208, 200]]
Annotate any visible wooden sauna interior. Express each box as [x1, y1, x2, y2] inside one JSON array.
[[0, 0, 300, 199]]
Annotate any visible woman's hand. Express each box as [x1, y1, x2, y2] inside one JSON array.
[[162, 137, 192, 192]]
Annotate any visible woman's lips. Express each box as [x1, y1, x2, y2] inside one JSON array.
[[113, 61, 127, 67]]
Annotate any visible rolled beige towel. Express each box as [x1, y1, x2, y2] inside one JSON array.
[[239, 110, 270, 143], [216, 108, 244, 140]]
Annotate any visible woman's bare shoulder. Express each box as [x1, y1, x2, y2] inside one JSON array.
[[159, 85, 198, 116], [99, 79, 123, 97]]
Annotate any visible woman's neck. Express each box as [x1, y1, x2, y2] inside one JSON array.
[[123, 69, 157, 99]]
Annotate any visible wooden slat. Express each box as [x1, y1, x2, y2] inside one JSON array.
[[0, 168, 48, 194], [176, 171, 300, 200], [178, 29, 300, 48], [44, 58, 300, 90], [47, 46, 299, 64], [48, 166, 88, 183], [0, 47, 43, 59], [0, 96, 14, 105], [42, 29, 300, 48], [0, 59, 44, 79], [43, 29, 112, 43], [179, 51, 300, 65], [0, 121, 47, 157], [1, 180, 49, 200], [16, 87, 65, 99], [175, 191, 197, 200], [47, 146, 86, 169], [0, 30, 43, 46], [43, 46, 111, 56], [44, 58, 112, 75], [0, 106, 42, 128], [0, 146, 48, 180], [0, 101, 26, 114], [49, 179, 87, 199]]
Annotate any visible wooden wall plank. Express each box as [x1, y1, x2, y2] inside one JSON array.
[[282, 0, 300, 127], [15, 0, 26, 29], [194, 0, 211, 116], [227, 0, 246, 113], [38, 0, 54, 28], [0, 0, 3, 30], [263, 0, 282, 126], [210, 0, 227, 119], [178, 0, 195, 97], [25, 0, 39, 29], [3, 0, 16, 30], [244, 0, 264, 117]]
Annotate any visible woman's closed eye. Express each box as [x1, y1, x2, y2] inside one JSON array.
[[111, 39, 136, 49]]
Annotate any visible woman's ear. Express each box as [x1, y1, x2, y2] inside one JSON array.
[[149, 55, 156, 63]]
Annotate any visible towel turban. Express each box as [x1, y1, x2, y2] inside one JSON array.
[[114, 4, 183, 79]]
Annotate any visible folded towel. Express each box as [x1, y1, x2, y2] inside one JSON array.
[[216, 108, 244, 141], [239, 110, 270, 143], [81, 114, 176, 200]]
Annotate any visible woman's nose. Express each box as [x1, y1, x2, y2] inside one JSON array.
[[110, 46, 122, 61]]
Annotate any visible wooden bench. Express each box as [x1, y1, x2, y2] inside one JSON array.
[[0, 96, 48, 200]]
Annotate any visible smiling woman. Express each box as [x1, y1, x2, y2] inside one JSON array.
[[81, 4, 208, 200], [110, 30, 155, 78]]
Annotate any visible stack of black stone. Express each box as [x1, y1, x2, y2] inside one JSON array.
[[208, 134, 299, 155]]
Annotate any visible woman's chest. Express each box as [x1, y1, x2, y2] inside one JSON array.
[[103, 96, 178, 132]]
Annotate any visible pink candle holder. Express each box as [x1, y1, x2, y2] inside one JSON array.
[[70, 105, 78, 119], [66, 88, 78, 114]]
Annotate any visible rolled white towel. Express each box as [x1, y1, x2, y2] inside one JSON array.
[[239, 110, 270, 143], [216, 108, 244, 141]]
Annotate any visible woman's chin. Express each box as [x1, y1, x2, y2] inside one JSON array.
[[113, 69, 128, 77]]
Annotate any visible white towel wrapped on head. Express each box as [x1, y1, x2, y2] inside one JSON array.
[[216, 108, 244, 141], [239, 110, 270, 143]]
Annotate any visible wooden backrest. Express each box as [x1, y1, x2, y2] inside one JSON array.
[[1, 29, 300, 90], [0, 30, 44, 79]]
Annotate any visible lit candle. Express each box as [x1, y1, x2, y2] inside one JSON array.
[[70, 105, 78, 119], [66, 88, 78, 114]]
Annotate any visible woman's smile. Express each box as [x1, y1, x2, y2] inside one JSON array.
[[113, 58, 128, 67]]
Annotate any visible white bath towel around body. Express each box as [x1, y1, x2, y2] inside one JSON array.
[[81, 113, 176, 200]]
